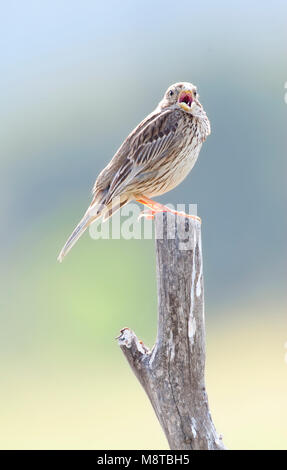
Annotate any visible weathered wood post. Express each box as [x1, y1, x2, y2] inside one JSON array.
[[117, 212, 225, 450]]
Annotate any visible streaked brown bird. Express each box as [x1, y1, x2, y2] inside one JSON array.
[[58, 82, 210, 262]]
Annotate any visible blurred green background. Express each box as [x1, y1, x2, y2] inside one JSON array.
[[1, 0, 287, 449]]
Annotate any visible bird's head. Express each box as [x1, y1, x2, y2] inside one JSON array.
[[158, 82, 204, 118]]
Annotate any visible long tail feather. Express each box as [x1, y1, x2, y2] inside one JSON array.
[[57, 207, 102, 262], [57, 196, 130, 262]]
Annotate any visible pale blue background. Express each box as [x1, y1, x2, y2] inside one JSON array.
[[0, 0, 286, 449]]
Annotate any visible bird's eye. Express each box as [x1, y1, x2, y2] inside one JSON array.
[[169, 90, 174, 96], [193, 89, 197, 97]]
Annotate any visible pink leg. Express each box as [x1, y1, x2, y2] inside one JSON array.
[[136, 196, 201, 222]]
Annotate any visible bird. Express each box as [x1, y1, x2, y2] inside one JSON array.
[[57, 82, 210, 262]]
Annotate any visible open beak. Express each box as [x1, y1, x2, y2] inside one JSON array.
[[178, 89, 194, 112]]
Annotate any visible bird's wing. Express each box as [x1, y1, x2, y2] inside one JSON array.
[[100, 108, 183, 204]]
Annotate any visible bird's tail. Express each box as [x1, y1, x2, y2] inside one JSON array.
[[57, 196, 129, 262], [57, 209, 98, 263]]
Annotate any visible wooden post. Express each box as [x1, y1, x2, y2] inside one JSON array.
[[117, 212, 225, 450]]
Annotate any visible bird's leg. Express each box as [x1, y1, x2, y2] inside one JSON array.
[[136, 196, 201, 222]]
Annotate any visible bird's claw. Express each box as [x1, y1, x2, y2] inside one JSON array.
[[138, 210, 156, 221], [138, 208, 201, 223], [176, 212, 201, 223]]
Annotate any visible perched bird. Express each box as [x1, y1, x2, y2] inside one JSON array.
[[57, 82, 210, 262]]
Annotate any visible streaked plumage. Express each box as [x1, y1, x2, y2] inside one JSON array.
[[58, 82, 210, 261]]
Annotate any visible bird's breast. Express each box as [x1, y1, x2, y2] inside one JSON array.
[[146, 138, 202, 198]]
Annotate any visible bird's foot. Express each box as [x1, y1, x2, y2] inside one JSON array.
[[137, 197, 201, 223], [138, 209, 156, 220], [167, 208, 201, 223]]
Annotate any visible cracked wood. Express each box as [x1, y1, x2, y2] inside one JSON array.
[[118, 212, 225, 450]]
